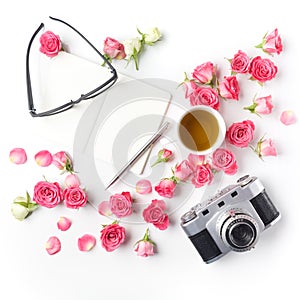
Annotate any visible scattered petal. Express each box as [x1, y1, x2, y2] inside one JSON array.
[[98, 201, 112, 216], [45, 236, 61, 255], [78, 234, 96, 252], [280, 110, 296, 125], [35, 150, 53, 167], [57, 216, 72, 231], [9, 148, 27, 164], [136, 179, 152, 194]]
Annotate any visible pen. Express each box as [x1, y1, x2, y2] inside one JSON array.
[[105, 121, 170, 190]]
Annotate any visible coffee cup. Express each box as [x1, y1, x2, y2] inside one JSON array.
[[178, 105, 226, 155]]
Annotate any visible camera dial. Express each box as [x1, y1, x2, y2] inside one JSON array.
[[219, 211, 260, 252]]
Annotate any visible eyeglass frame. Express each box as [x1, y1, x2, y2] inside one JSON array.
[[26, 16, 118, 117]]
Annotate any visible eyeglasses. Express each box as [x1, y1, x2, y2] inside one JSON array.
[[26, 16, 118, 117]]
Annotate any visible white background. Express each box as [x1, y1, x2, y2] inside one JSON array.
[[1, 1, 299, 299]]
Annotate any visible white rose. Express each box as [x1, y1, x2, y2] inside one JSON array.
[[144, 27, 162, 44], [123, 37, 142, 58], [11, 203, 29, 221]]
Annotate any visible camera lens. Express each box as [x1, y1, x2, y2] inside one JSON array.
[[229, 222, 255, 248], [220, 213, 259, 252]]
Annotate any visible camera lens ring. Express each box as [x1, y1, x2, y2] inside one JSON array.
[[221, 213, 260, 252]]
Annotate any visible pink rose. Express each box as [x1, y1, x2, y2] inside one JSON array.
[[143, 199, 169, 230], [154, 178, 176, 198], [191, 163, 213, 188], [254, 95, 274, 114], [260, 139, 277, 157], [212, 148, 238, 175], [100, 223, 126, 252], [64, 186, 88, 209], [230, 50, 250, 74], [134, 241, 154, 257], [33, 181, 63, 208], [189, 86, 220, 110], [182, 80, 197, 99], [103, 37, 126, 60], [254, 137, 277, 158], [259, 29, 283, 55], [39, 31, 61, 58], [174, 160, 193, 181], [249, 56, 278, 83], [151, 148, 173, 167], [218, 76, 240, 100], [226, 120, 255, 148], [52, 151, 73, 173], [192, 62, 215, 84], [109, 191, 133, 218]]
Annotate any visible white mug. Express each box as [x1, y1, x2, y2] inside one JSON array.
[[178, 105, 226, 155]]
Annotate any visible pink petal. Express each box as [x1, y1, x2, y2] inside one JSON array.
[[78, 234, 96, 251], [98, 201, 112, 216], [35, 150, 53, 167], [65, 174, 80, 187], [136, 179, 152, 194], [57, 216, 72, 231], [280, 110, 296, 125], [9, 148, 27, 164], [45, 236, 61, 255]]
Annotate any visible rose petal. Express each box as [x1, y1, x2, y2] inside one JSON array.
[[45, 236, 61, 255], [98, 201, 112, 216], [57, 216, 72, 231], [280, 110, 296, 125], [35, 150, 53, 167], [9, 148, 27, 164], [136, 179, 152, 194], [78, 234, 96, 251]]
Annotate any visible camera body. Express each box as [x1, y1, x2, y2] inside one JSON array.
[[180, 175, 280, 263]]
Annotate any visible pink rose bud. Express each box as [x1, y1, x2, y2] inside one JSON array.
[[52, 151, 73, 173], [192, 62, 215, 84], [39, 31, 62, 58], [98, 201, 112, 216], [230, 50, 250, 74], [154, 178, 176, 198], [65, 173, 80, 187], [57, 216, 72, 231], [100, 222, 126, 252], [143, 199, 169, 230], [280, 110, 296, 125], [9, 148, 27, 164], [253, 137, 277, 159], [34, 150, 53, 167], [218, 75, 240, 100], [256, 29, 283, 55], [174, 160, 193, 181], [134, 228, 155, 257], [45, 236, 61, 255], [78, 234, 96, 252], [244, 95, 273, 116], [182, 79, 197, 99], [136, 179, 152, 194], [187, 153, 205, 171], [151, 148, 173, 167], [103, 37, 126, 60]]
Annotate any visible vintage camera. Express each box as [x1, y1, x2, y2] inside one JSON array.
[[180, 175, 280, 263]]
